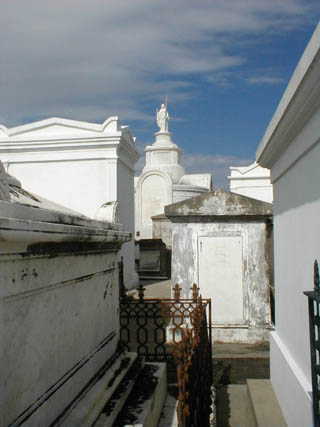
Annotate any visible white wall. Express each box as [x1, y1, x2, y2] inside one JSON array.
[[267, 112, 320, 426], [117, 159, 137, 288], [170, 220, 271, 343], [229, 163, 273, 203], [172, 184, 209, 203], [135, 170, 172, 239], [256, 23, 320, 425], [152, 217, 172, 249], [8, 159, 108, 218]]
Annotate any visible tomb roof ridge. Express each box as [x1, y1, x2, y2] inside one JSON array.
[[0, 116, 124, 137], [165, 188, 273, 217]]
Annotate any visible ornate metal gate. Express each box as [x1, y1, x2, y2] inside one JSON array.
[[119, 282, 213, 426]]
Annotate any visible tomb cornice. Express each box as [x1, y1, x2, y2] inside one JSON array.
[[0, 202, 130, 247], [0, 116, 124, 138], [0, 135, 136, 150], [0, 116, 139, 162], [165, 189, 273, 217], [172, 184, 209, 191], [0, 137, 140, 167], [144, 143, 182, 153], [228, 175, 270, 181], [165, 214, 272, 223], [117, 137, 140, 162]]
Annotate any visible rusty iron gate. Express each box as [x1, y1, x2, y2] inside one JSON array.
[[119, 282, 212, 426], [304, 260, 320, 426]]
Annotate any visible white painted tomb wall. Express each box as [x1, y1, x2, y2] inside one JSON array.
[[229, 162, 273, 203], [152, 215, 172, 249], [0, 116, 140, 289], [0, 165, 130, 426], [256, 22, 320, 427], [165, 190, 272, 343], [135, 104, 211, 240]]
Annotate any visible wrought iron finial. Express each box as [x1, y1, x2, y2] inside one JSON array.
[[314, 260, 320, 291], [173, 283, 182, 302], [191, 283, 199, 301], [138, 283, 145, 302]]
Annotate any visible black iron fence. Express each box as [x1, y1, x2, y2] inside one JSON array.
[[119, 280, 212, 426], [119, 282, 211, 359], [304, 260, 320, 426]]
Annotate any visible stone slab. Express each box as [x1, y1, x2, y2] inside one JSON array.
[[247, 379, 287, 427], [113, 362, 167, 427], [216, 384, 255, 427], [158, 394, 178, 427], [55, 352, 138, 426]]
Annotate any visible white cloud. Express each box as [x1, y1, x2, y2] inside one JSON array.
[[0, 0, 318, 125], [246, 76, 284, 85]]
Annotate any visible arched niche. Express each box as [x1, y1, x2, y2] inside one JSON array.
[[140, 172, 171, 227]]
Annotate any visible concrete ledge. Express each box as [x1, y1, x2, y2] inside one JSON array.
[[213, 326, 271, 344], [158, 393, 178, 427], [270, 332, 312, 426], [247, 379, 287, 427], [55, 352, 138, 426], [216, 384, 256, 427], [113, 362, 167, 427]]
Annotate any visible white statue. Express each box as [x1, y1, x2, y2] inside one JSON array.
[[156, 101, 169, 132]]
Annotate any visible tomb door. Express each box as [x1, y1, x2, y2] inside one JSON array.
[[198, 236, 244, 325]]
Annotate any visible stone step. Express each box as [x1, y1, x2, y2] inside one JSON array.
[[247, 379, 287, 427], [111, 362, 167, 427], [56, 350, 167, 427], [216, 384, 256, 427], [55, 352, 140, 426], [213, 343, 270, 385], [158, 393, 178, 427], [216, 380, 287, 426]]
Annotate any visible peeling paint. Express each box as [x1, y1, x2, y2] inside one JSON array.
[[167, 190, 273, 343]]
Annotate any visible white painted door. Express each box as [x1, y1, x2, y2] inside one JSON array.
[[198, 236, 243, 324]]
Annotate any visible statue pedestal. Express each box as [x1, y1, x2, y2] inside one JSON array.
[[143, 131, 184, 182], [153, 131, 174, 147]]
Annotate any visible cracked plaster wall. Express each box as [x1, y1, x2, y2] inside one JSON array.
[[171, 219, 271, 343]]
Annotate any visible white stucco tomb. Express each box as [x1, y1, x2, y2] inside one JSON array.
[[0, 163, 132, 426], [165, 189, 273, 343], [135, 102, 211, 240], [229, 162, 273, 203], [256, 22, 320, 427], [0, 116, 140, 289]]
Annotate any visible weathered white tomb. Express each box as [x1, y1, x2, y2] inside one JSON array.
[[165, 189, 273, 343], [256, 22, 320, 427], [229, 162, 273, 203], [152, 213, 173, 249], [135, 103, 211, 240], [0, 164, 167, 426], [0, 116, 140, 289], [0, 162, 129, 425]]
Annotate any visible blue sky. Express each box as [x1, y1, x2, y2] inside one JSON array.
[[0, 1, 319, 187]]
